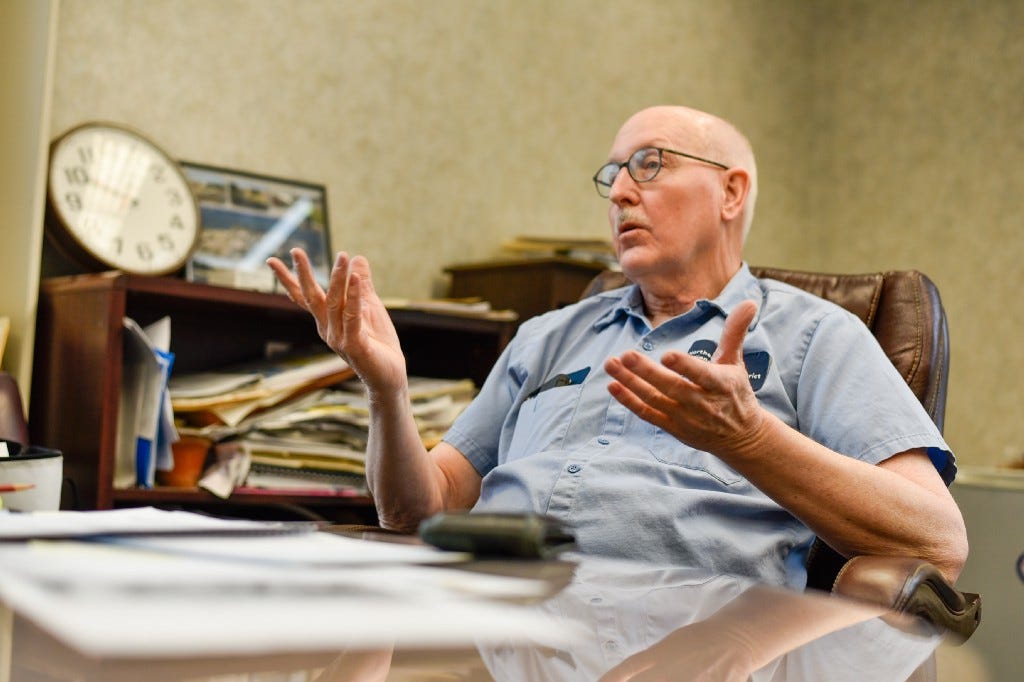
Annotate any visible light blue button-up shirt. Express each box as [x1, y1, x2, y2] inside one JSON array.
[[444, 264, 953, 588]]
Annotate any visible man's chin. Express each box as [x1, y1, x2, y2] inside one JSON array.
[[617, 251, 654, 280]]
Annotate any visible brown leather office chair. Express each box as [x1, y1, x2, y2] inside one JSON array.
[[580, 267, 980, 642]]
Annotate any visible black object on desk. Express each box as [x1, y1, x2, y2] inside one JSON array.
[[419, 511, 576, 559]]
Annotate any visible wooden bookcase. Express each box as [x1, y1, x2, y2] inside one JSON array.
[[30, 272, 515, 522]]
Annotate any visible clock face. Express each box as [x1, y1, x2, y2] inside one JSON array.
[[47, 123, 200, 276]]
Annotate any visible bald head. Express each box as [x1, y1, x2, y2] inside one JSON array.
[[618, 106, 758, 240]]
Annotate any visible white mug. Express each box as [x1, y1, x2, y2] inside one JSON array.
[[0, 440, 63, 511]]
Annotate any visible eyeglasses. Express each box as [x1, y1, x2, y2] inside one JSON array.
[[592, 146, 729, 198]]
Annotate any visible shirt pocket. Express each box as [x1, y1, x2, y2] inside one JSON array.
[[507, 384, 583, 458], [649, 427, 744, 486]]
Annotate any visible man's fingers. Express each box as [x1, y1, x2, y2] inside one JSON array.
[[288, 248, 329, 319], [618, 349, 708, 398], [606, 375, 668, 429], [324, 251, 351, 314], [606, 353, 682, 416], [267, 256, 307, 305], [348, 255, 379, 302], [343, 269, 364, 338], [712, 300, 757, 365]]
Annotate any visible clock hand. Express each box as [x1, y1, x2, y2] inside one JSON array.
[[92, 180, 131, 199]]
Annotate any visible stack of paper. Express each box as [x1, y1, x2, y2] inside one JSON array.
[[380, 297, 518, 321], [189, 376, 477, 498], [257, 376, 477, 448], [501, 234, 617, 267], [169, 350, 354, 427]]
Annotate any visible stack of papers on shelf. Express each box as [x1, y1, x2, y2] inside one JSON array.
[[193, 376, 477, 498], [501, 234, 618, 267], [207, 420, 370, 497], [253, 376, 477, 447], [170, 350, 354, 427], [382, 297, 518, 321]]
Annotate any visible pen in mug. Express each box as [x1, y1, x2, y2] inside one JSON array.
[[0, 483, 35, 493]]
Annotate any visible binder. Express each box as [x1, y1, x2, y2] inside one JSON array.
[[116, 317, 178, 488]]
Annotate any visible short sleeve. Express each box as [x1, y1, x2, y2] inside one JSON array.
[[795, 309, 953, 479], [442, 335, 522, 476]]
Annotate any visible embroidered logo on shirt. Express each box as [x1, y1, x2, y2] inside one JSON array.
[[743, 351, 771, 391], [689, 340, 770, 391], [688, 339, 718, 361]]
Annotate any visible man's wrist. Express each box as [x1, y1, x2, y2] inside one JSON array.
[[723, 407, 777, 465]]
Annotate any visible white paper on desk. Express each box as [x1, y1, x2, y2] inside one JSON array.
[[0, 506, 316, 540], [0, 540, 538, 598], [101, 529, 470, 566], [0, 540, 579, 658]]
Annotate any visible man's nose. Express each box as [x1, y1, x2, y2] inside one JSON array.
[[608, 166, 639, 204]]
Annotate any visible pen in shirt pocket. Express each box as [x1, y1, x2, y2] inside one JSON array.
[[525, 366, 591, 400]]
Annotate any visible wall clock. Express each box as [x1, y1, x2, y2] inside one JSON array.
[[45, 122, 200, 276]]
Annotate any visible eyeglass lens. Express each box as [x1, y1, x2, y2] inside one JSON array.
[[593, 148, 663, 197]]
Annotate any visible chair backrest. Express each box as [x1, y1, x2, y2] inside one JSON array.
[[580, 267, 950, 432]]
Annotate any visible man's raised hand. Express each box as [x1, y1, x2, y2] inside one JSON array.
[[267, 248, 407, 394]]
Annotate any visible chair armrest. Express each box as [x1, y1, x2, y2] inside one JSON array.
[[832, 555, 981, 643]]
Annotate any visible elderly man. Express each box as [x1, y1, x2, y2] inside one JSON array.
[[268, 105, 967, 588]]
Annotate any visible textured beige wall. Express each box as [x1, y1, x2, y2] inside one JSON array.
[[49, 0, 1023, 467], [805, 1, 1024, 468]]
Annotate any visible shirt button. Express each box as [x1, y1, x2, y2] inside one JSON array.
[[567, 464, 581, 474], [642, 341, 654, 351], [597, 437, 609, 445]]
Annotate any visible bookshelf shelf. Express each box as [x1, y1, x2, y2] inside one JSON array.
[[30, 272, 515, 522]]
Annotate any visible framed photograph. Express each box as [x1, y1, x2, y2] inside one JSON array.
[[180, 162, 331, 291]]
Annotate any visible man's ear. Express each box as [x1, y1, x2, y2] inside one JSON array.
[[720, 168, 750, 222]]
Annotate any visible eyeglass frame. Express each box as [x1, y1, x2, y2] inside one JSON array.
[[592, 147, 730, 198]]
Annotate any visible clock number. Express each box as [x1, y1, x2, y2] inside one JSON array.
[[157, 233, 175, 250], [136, 242, 153, 261], [113, 237, 123, 255], [76, 146, 93, 165], [65, 192, 82, 211], [166, 188, 183, 206], [169, 214, 184, 230], [151, 165, 166, 183], [63, 166, 89, 185]]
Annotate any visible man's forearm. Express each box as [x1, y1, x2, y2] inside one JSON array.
[[364, 386, 446, 532], [723, 412, 968, 580]]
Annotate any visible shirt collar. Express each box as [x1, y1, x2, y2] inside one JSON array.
[[592, 262, 765, 331]]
